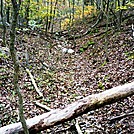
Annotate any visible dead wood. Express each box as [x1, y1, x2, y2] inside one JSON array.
[[33, 101, 52, 112], [109, 111, 134, 123], [26, 68, 43, 98], [0, 82, 134, 134]]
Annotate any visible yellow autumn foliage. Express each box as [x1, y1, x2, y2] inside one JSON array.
[[61, 5, 96, 30]]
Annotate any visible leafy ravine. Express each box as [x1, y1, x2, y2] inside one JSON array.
[[0, 23, 134, 133]]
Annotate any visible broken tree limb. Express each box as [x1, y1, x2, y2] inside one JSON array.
[[33, 101, 52, 112], [75, 120, 82, 134], [0, 82, 134, 134], [26, 68, 43, 98], [109, 111, 134, 123]]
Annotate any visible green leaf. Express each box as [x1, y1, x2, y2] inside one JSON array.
[[124, 52, 134, 59], [101, 60, 107, 67], [79, 47, 84, 52], [98, 82, 105, 90], [87, 40, 95, 45]]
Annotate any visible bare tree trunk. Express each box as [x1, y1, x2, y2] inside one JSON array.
[[0, 0, 6, 46], [50, 0, 58, 32], [45, 0, 49, 34], [5, 4, 10, 24], [47, 0, 53, 31], [25, 0, 30, 27], [104, 0, 110, 62], [0, 82, 134, 134], [9, 0, 29, 134]]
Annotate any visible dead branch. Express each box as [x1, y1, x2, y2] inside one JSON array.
[[33, 101, 52, 112], [75, 120, 82, 134], [109, 111, 134, 123], [0, 82, 134, 134], [26, 68, 43, 98]]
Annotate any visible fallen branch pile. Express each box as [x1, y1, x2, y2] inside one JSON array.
[[0, 82, 134, 134]]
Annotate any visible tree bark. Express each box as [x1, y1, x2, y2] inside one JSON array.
[[0, 82, 134, 134], [10, 0, 29, 134], [1, 0, 6, 46]]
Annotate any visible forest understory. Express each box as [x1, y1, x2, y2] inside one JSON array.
[[0, 17, 134, 133]]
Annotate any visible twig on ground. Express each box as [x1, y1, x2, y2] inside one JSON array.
[[75, 120, 82, 134], [109, 111, 134, 123], [26, 68, 43, 98], [33, 101, 52, 112]]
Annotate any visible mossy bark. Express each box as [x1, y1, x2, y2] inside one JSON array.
[[0, 0, 6, 46], [9, 0, 29, 134]]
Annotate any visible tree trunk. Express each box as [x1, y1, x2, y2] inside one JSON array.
[[10, 0, 29, 134], [0, 82, 134, 134], [1, 0, 6, 46]]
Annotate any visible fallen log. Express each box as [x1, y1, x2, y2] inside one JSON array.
[[0, 82, 134, 134]]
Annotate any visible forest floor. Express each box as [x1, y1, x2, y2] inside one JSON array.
[[0, 18, 134, 133]]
